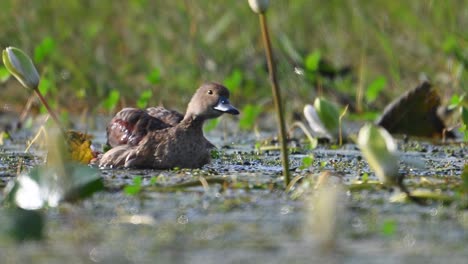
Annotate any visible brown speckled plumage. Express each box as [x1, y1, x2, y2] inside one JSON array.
[[99, 82, 239, 169]]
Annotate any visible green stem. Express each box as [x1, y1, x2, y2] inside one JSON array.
[[259, 13, 290, 186], [33, 88, 64, 132]]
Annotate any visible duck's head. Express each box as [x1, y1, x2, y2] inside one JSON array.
[[185, 82, 239, 120]]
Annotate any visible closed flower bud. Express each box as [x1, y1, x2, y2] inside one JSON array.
[[357, 124, 400, 186], [248, 0, 269, 14], [2, 47, 40, 90]]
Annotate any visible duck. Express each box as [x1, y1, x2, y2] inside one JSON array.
[[98, 82, 239, 169]]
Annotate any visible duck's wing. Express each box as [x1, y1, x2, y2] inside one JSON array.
[[146, 107, 184, 127], [106, 107, 173, 148]]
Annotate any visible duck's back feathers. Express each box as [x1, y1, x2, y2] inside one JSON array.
[[106, 107, 183, 148], [146, 107, 184, 126]]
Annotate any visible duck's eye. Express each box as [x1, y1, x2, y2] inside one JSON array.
[[207, 90, 213, 95]]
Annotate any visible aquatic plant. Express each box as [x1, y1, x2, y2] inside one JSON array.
[[357, 123, 427, 204], [303, 97, 345, 143], [2, 47, 62, 129], [248, 0, 290, 186], [357, 124, 400, 186]]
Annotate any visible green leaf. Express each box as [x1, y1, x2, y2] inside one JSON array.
[[38, 77, 52, 96], [6, 208, 44, 241], [2, 47, 40, 89], [442, 35, 458, 54], [239, 104, 262, 130], [0, 65, 10, 82], [300, 155, 314, 170], [62, 164, 104, 202], [34, 37, 56, 63], [224, 69, 243, 93], [305, 50, 321, 72], [102, 90, 120, 111], [149, 176, 158, 186], [124, 176, 143, 195], [448, 94, 462, 109], [136, 89, 153, 108], [211, 149, 220, 159], [204, 118, 220, 132], [462, 107, 468, 141], [366, 76, 387, 103], [314, 97, 340, 136], [380, 219, 397, 237], [362, 172, 369, 182], [147, 68, 161, 85]]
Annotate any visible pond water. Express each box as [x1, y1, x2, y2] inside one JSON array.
[[0, 120, 467, 264]]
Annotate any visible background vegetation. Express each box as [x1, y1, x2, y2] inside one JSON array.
[[0, 0, 466, 123]]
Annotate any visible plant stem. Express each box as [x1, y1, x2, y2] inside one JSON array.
[[258, 13, 290, 186], [33, 88, 64, 131]]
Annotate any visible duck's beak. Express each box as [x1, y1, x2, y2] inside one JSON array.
[[213, 96, 239, 115]]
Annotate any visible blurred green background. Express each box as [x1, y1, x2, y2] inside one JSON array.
[[0, 0, 466, 121]]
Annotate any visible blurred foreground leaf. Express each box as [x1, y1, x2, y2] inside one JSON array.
[[4, 208, 44, 241], [3, 163, 103, 210]]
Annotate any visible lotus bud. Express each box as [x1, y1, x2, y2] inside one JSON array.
[[313, 97, 340, 138], [303, 104, 332, 139], [357, 124, 400, 186], [2, 47, 40, 90], [248, 0, 270, 14]]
